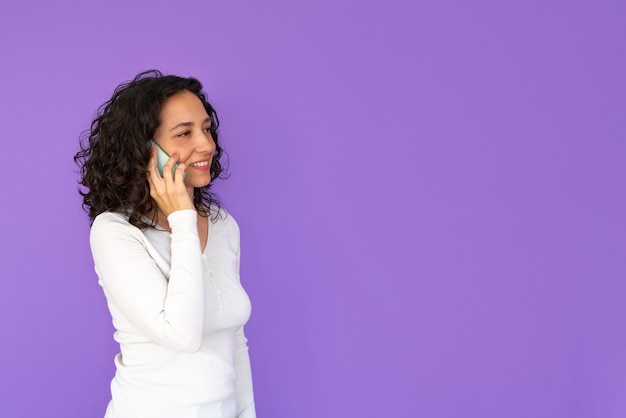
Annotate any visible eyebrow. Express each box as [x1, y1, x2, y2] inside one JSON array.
[[169, 117, 212, 132]]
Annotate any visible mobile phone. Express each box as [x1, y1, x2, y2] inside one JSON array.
[[148, 140, 187, 180]]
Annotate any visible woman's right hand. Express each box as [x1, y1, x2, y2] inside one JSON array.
[[147, 146, 194, 218]]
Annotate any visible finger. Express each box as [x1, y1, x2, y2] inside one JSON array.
[[173, 163, 187, 185], [162, 155, 179, 183]]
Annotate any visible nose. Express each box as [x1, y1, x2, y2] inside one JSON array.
[[194, 129, 216, 153]]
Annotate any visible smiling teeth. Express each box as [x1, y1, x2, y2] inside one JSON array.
[[190, 161, 209, 167]]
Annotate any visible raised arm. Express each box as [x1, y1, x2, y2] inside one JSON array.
[[90, 210, 206, 352]]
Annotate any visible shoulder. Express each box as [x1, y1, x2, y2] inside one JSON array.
[[209, 207, 241, 251], [90, 211, 144, 244], [210, 207, 240, 235], [91, 211, 132, 231]]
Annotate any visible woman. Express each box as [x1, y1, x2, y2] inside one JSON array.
[[74, 70, 256, 418]]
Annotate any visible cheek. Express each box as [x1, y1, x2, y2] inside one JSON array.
[[207, 136, 217, 151], [171, 145, 193, 161], [181, 150, 194, 161]]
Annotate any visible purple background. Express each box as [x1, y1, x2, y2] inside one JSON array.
[[1, 0, 625, 417]]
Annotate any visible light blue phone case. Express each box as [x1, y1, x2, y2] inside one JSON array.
[[149, 140, 187, 180]]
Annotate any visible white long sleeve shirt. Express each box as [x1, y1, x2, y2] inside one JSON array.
[[90, 209, 255, 418]]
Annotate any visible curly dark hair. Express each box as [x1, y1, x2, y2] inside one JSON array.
[[74, 69, 227, 228]]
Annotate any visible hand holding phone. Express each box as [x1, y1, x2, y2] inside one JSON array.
[[147, 140, 194, 217], [149, 140, 187, 180]]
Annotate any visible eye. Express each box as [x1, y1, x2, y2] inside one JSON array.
[[203, 126, 212, 134], [177, 131, 191, 137]]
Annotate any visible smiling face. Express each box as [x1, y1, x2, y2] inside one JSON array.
[[153, 90, 216, 190]]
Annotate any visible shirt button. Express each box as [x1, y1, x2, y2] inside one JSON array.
[[202, 254, 207, 259], [209, 271, 215, 277]]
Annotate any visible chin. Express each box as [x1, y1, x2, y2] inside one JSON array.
[[187, 178, 211, 188]]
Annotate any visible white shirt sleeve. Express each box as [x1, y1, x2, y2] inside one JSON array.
[[90, 210, 207, 352]]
